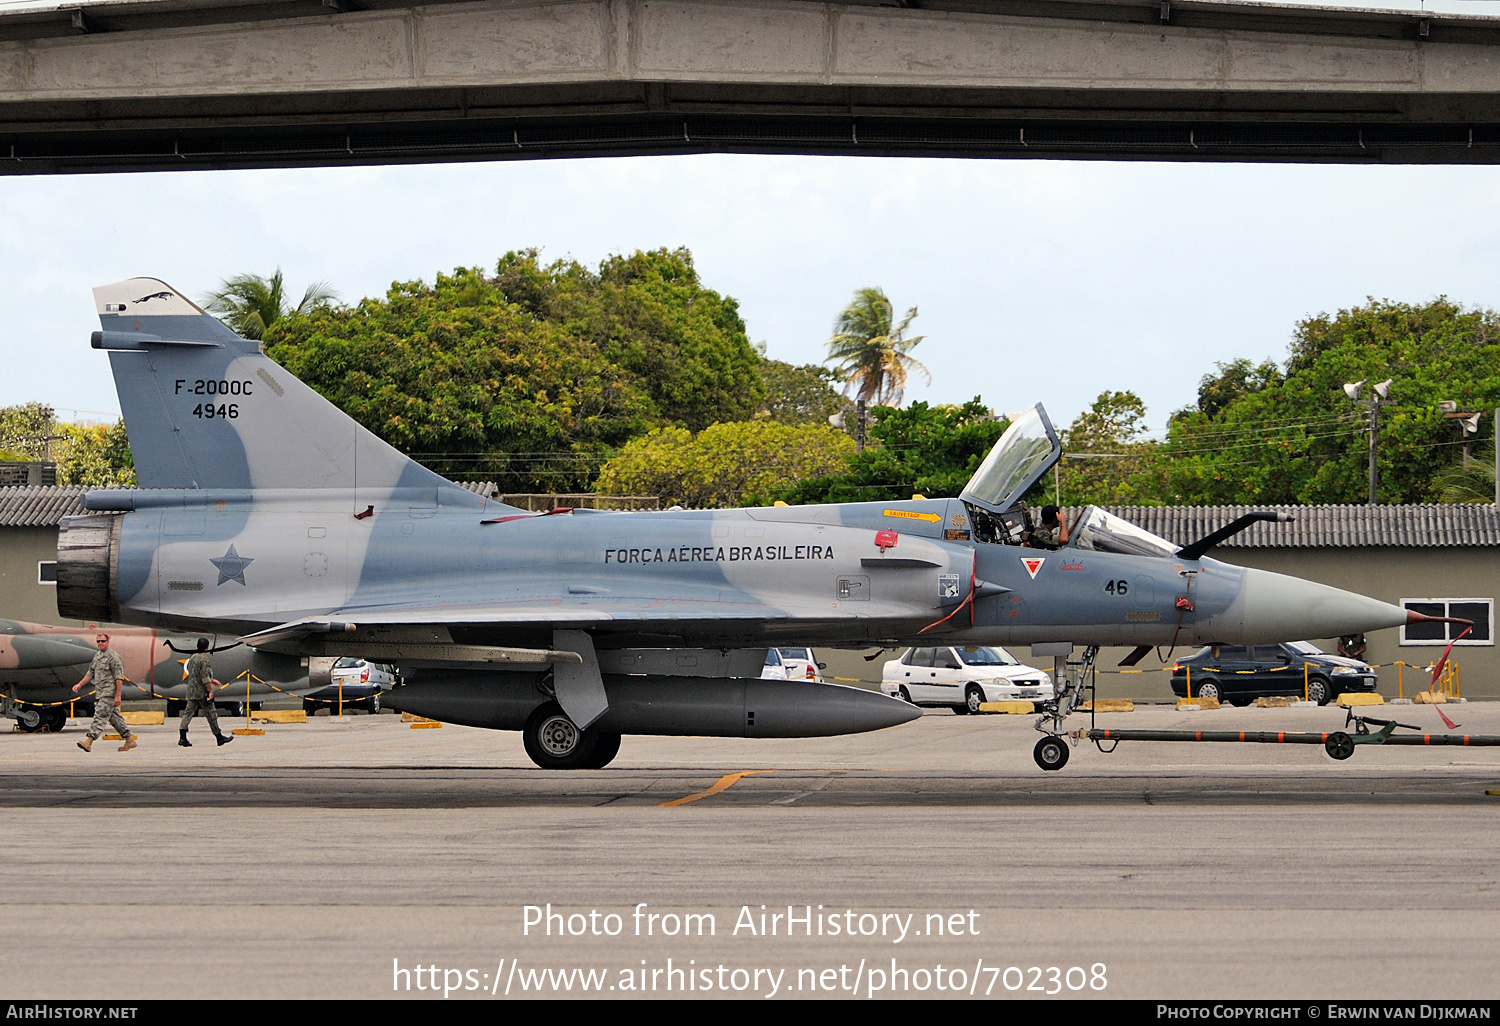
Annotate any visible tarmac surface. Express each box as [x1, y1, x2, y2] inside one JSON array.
[[2, 701, 1497, 1001]]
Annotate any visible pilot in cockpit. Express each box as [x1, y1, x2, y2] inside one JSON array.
[[1025, 505, 1070, 550]]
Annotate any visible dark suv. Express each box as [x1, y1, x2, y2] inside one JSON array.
[[1170, 641, 1377, 706]]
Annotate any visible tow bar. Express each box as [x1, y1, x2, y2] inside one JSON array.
[[1072, 708, 1500, 763]]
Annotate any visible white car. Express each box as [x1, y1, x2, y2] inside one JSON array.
[[881, 645, 1053, 714], [304, 657, 400, 714], [760, 648, 824, 682]]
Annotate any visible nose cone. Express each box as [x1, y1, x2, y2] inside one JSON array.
[[1237, 568, 1408, 644]]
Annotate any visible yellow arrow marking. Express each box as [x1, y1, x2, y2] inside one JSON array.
[[883, 509, 942, 523]]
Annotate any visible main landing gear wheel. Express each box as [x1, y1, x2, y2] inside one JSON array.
[[522, 702, 601, 770], [13, 707, 43, 733], [42, 707, 66, 732], [1033, 735, 1070, 771], [1325, 731, 1356, 761], [581, 732, 622, 769]]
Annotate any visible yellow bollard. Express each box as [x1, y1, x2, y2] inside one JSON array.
[[1185, 664, 1191, 701], [1397, 662, 1403, 701], [1304, 662, 1310, 702]]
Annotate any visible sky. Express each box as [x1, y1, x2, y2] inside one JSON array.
[[7, 154, 1500, 436], [5, 0, 1500, 434]]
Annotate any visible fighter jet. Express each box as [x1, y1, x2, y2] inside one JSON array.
[[55, 279, 1436, 770], [0, 617, 312, 731]]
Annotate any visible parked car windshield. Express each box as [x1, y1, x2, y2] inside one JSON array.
[[1069, 506, 1179, 558], [777, 648, 810, 660], [1285, 641, 1325, 656], [333, 656, 361, 669], [957, 646, 1020, 666]]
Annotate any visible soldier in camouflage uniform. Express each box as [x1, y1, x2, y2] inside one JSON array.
[[179, 638, 233, 747], [72, 633, 136, 752], [1026, 504, 1070, 551]]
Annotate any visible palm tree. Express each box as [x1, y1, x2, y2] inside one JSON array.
[[1435, 446, 1497, 503], [824, 287, 930, 406], [204, 269, 337, 340]]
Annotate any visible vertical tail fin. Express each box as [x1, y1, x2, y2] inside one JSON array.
[[93, 278, 459, 499]]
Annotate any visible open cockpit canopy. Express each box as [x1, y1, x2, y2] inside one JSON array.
[[959, 404, 1060, 516]]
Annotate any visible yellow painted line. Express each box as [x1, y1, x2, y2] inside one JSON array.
[[882, 509, 942, 523], [1488, 791, 1500, 797], [659, 770, 774, 807]]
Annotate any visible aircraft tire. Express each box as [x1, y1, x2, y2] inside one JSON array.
[[522, 702, 600, 770], [582, 732, 622, 769], [42, 707, 67, 732], [1033, 735, 1070, 772], [13, 707, 43, 733]]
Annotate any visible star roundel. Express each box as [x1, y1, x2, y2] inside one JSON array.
[[209, 544, 254, 586]]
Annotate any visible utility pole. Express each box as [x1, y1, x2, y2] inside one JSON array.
[[829, 399, 871, 454], [1344, 380, 1391, 505]]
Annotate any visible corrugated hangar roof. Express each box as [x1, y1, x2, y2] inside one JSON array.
[[1101, 504, 1500, 548], [0, 486, 88, 527]]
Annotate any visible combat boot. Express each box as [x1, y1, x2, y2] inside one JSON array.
[[77, 736, 93, 752], [119, 736, 138, 752], [215, 733, 234, 746], [179, 733, 192, 748]]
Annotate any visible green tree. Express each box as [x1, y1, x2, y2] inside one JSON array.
[[1158, 298, 1500, 505], [1194, 359, 1282, 419], [266, 249, 763, 491], [55, 421, 135, 487], [824, 287, 929, 405], [776, 399, 1005, 505], [758, 360, 845, 426], [1055, 391, 1164, 506], [205, 269, 338, 341], [0, 402, 135, 486], [595, 421, 854, 508], [0, 402, 54, 460], [1435, 445, 1496, 503]]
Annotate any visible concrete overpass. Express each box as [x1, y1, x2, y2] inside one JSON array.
[[4, 0, 1500, 172]]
